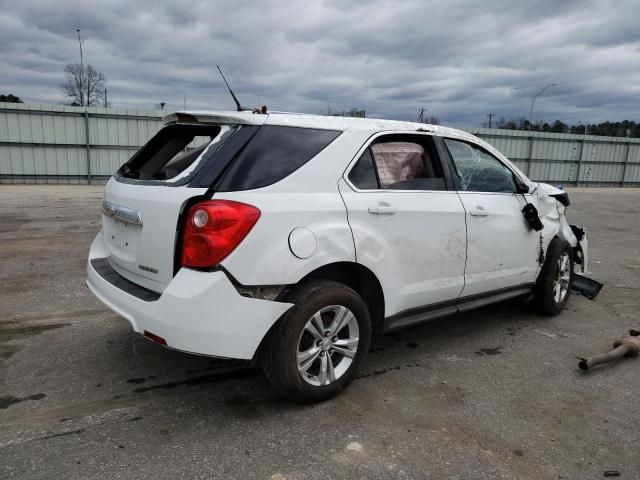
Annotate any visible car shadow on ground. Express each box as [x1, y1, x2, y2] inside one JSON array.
[[97, 296, 542, 411]]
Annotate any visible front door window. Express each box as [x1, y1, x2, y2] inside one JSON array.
[[443, 139, 517, 193]]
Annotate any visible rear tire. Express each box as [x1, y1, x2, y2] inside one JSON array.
[[261, 280, 371, 403], [533, 237, 574, 315]]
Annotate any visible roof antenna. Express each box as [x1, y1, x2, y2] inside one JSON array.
[[217, 65, 245, 112]]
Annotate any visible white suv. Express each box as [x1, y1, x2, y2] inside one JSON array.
[[87, 110, 588, 402]]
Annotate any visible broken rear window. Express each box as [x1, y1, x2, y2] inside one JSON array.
[[117, 124, 235, 182]]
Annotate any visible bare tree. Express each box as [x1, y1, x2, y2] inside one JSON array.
[[61, 63, 105, 106], [319, 106, 366, 118]]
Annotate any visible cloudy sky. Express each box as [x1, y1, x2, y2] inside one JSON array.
[[1, 0, 639, 126]]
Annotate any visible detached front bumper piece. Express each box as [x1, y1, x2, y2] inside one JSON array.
[[571, 274, 603, 300], [86, 234, 292, 359]]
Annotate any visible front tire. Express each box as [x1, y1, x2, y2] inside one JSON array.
[[533, 237, 574, 315], [261, 280, 371, 403]]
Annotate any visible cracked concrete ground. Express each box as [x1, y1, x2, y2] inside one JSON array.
[[1, 185, 638, 479]]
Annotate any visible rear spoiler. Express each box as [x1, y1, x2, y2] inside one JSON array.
[[162, 110, 268, 127]]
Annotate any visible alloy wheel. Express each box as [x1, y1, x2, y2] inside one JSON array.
[[296, 305, 360, 386], [553, 252, 571, 303]]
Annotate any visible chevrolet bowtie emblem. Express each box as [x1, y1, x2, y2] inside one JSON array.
[[102, 201, 143, 226]]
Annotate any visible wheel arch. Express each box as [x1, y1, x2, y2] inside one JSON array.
[[253, 261, 384, 366], [293, 262, 386, 335], [255, 261, 385, 362]]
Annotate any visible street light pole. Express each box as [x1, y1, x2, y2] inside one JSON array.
[[529, 83, 557, 131], [76, 29, 84, 106]]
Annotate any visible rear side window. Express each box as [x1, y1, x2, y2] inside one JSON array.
[[216, 126, 341, 191], [348, 135, 446, 191], [118, 124, 228, 181]]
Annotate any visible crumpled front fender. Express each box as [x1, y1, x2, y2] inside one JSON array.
[[534, 183, 588, 273], [557, 213, 578, 248]]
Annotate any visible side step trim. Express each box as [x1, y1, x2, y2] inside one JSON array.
[[383, 283, 534, 332]]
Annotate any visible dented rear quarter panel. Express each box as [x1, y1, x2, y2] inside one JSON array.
[[214, 132, 364, 286]]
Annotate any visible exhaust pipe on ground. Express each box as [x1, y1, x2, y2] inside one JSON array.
[[578, 329, 640, 371]]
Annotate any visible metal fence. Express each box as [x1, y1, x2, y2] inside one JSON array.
[[0, 103, 164, 184], [2, 103, 640, 186], [460, 127, 640, 187]]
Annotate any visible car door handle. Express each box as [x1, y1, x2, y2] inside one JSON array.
[[368, 205, 397, 215], [469, 207, 489, 217]]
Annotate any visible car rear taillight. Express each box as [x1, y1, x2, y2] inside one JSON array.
[[181, 200, 261, 268]]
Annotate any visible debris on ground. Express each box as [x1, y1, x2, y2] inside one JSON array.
[[571, 274, 603, 299], [535, 329, 559, 339], [578, 330, 640, 371], [534, 329, 571, 339], [346, 442, 363, 453]]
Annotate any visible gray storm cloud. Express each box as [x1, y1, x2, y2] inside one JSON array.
[[1, 0, 638, 126]]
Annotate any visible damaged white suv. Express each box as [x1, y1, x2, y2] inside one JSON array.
[[87, 110, 588, 402]]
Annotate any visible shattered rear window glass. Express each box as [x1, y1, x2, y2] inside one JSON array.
[[443, 139, 517, 193], [117, 124, 232, 182]]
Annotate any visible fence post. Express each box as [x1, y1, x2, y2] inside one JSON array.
[[576, 138, 586, 187], [526, 136, 534, 176], [620, 142, 631, 187], [84, 110, 91, 185]]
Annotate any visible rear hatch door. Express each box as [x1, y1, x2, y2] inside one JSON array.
[[100, 116, 265, 293], [101, 180, 207, 292]]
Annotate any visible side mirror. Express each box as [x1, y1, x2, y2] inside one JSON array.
[[515, 181, 530, 194]]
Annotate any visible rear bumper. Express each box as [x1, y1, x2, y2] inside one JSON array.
[[86, 233, 293, 359]]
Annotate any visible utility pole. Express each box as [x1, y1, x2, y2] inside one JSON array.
[[529, 83, 557, 131], [417, 108, 426, 123], [579, 121, 589, 136], [76, 29, 84, 106], [104, 88, 107, 107], [486, 113, 494, 128], [183, 93, 186, 110]]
